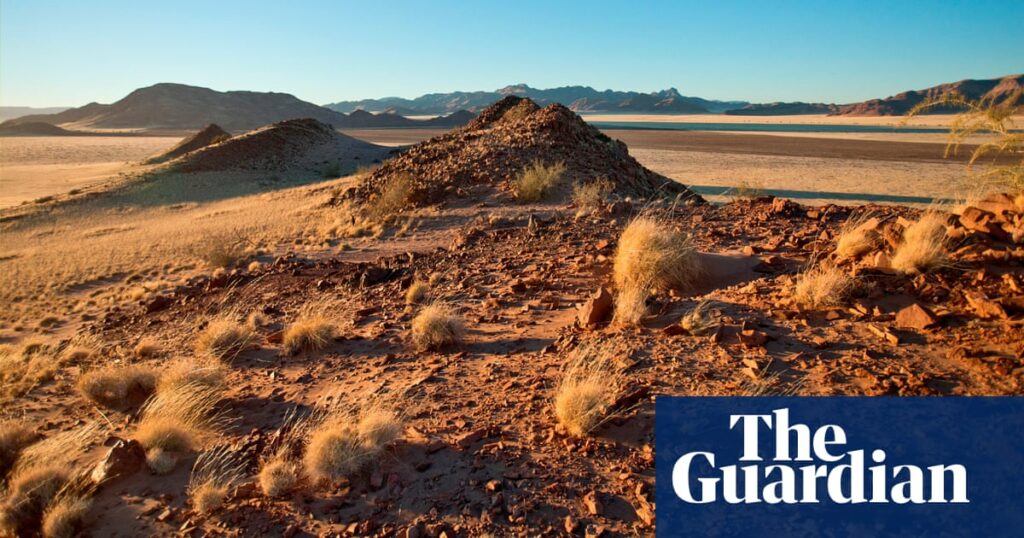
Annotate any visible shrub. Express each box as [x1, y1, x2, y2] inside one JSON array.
[[188, 445, 246, 514], [514, 161, 566, 202], [405, 281, 429, 305], [40, 474, 96, 538], [282, 305, 334, 356], [680, 300, 717, 335], [793, 265, 854, 309], [366, 173, 415, 223], [77, 363, 158, 408], [410, 304, 463, 351], [613, 216, 702, 292], [195, 317, 255, 360], [891, 212, 949, 275], [554, 341, 624, 437], [303, 403, 402, 484], [572, 176, 615, 209], [133, 383, 223, 473], [0, 464, 69, 537]]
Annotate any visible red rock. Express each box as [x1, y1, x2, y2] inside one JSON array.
[[91, 438, 146, 484], [583, 490, 603, 516], [662, 324, 687, 336], [577, 287, 613, 327], [975, 193, 1018, 222], [895, 303, 938, 330], [738, 329, 768, 347], [564, 516, 579, 533], [959, 206, 994, 234], [965, 291, 1007, 319]]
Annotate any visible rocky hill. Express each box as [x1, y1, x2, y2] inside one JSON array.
[[144, 124, 231, 164], [0, 83, 474, 132], [724, 102, 839, 115], [165, 118, 390, 173], [327, 84, 747, 115], [341, 96, 701, 207], [834, 74, 1023, 116], [0, 121, 84, 136]]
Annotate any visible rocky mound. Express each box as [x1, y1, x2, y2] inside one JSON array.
[[144, 124, 231, 164], [0, 121, 81, 136], [342, 96, 702, 206], [167, 118, 390, 173]]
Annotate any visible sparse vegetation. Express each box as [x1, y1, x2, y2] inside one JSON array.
[[906, 89, 1023, 193], [366, 172, 415, 223], [572, 176, 615, 209], [410, 304, 463, 351], [195, 316, 255, 360], [77, 363, 158, 408], [554, 342, 624, 437], [282, 304, 334, 355], [188, 445, 246, 514], [405, 281, 429, 305], [834, 214, 881, 260], [259, 459, 300, 498], [680, 300, 717, 335], [514, 160, 566, 202], [0, 464, 69, 536], [134, 338, 161, 358], [891, 212, 949, 275], [40, 474, 96, 538], [303, 402, 402, 484], [793, 264, 854, 309], [157, 356, 227, 395], [133, 383, 223, 473], [189, 229, 251, 268], [0, 343, 61, 401], [0, 421, 39, 480]]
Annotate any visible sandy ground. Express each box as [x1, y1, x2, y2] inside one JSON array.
[[0, 136, 178, 207], [579, 113, 1024, 127]]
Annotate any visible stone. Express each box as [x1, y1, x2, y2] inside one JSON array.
[[959, 206, 994, 234], [91, 438, 146, 484], [738, 329, 768, 347], [145, 294, 173, 313], [583, 490, 603, 516], [965, 291, 1007, 319], [895, 303, 938, 330], [975, 193, 1018, 222], [577, 287, 613, 327]]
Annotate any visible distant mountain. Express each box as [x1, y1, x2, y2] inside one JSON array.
[[724, 102, 839, 116], [0, 121, 83, 136], [0, 106, 70, 122], [326, 84, 748, 115], [0, 83, 473, 132], [833, 74, 1023, 116]]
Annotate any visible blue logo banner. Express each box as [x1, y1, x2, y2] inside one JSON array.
[[655, 397, 1024, 537]]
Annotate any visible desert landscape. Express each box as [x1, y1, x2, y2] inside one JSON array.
[[1, 2, 1022, 534]]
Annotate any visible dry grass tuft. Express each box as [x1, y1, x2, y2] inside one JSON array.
[[0, 464, 69, 537], [189, 230, 251, 268], [405, 281, 429, 305], [0, 421, 39, 480], [282, 304, 334, 356], [793, 264, 855, 309], [365, 172, 415, 224], [572, 176, 615, 209], [259, 459, 300, 498], [613, 216, 702, 292], [0, 344, 61, 401], [410, 304, 463, 351], [834, 214, 881, 260], [157, 356, 227, 395], [134, 383, 223, 472], [77, 363, 158, 408], [303, 401, 403, 484], [188, 445, 246, 514], [514, 160, 566, 202], [554, 341, 625, 437], [40, 474, 96, 538], [680, 300, 718, 335], [891, 212, 949, 275], [612, 278, 653, 327], [195, 317, 255, 360]]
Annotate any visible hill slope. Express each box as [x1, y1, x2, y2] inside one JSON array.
[[144, 124, 231, 164], [1, 83, 474, 132], [342, 96, 701, 207], [835, 74, 1023, 116]]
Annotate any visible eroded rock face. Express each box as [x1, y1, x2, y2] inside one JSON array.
[[340, 96, 703, 208], [92, 438, 146, 484]]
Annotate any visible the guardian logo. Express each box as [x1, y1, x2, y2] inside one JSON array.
[[672, 408, 969, 505]]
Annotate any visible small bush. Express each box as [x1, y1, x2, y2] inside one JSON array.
[[891, 212, 949, 275], [77, 363, 158, 408], [259, 459, 299, 498], [366, 173, 415, 223], [0, 421, 39, 480], [0, 344, 60, 401], [303, 403, 402, 484], [613, 216, 702, 292], [157, 356, 226, 395], [410, 304, 463, 351], [188, 445, 246, 514], [793, 265, 854, 309], [282, 305, 334, 356], [0, 464, 68, 537], [323, 161, 343, 179], [405, 281, 429, 305], [514, 161, 566, 202], [834, 215, 881, 260], [195, 317, 255, 360], [572, 176, 615, 209], [554, 342, 624, 437], [40, 475, 96, 538], [134, 383, 223, 473]]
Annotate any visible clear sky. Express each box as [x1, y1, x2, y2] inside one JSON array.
[[1, 0, 1021, 107]]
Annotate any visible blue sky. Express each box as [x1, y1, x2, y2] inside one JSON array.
[[1, 0, 1021, 107]]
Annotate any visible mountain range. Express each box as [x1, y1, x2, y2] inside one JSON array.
[[0, 83, 472, 132], [329, 75, 1022, 116]]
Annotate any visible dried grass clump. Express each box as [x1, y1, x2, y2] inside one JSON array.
[[554, 342, 624, 437], [0, 464, 69, 536], [405, 281, 429, 305], [188, 445, 246, 514], [157, 356, 227, 395], [891, 212, 949, 275], [0, 344, 61, 401], [195, 317, 255, 360], [834, 215, 881, 260], [77, 363, 158, 408], [612, 278, 653, 327], [189, 230, 250, 268], [410, 304, 463, 351], [680, 300, 718, 335], [613, 216, 702, 292], [572, 176, 615, 209], [134, 338, 161, 358], [514, 160, 566, 202], [793, 265, 855, 309], [40, 475, 96, 538], [282, 303, 335, 356], [259, 459, 300, 498], [366, 172, 415, 224], [133, 383, 223, 473], [257, 407, 318, 498], [303, 402, 403, 484], [0, 421, 39, 480]]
